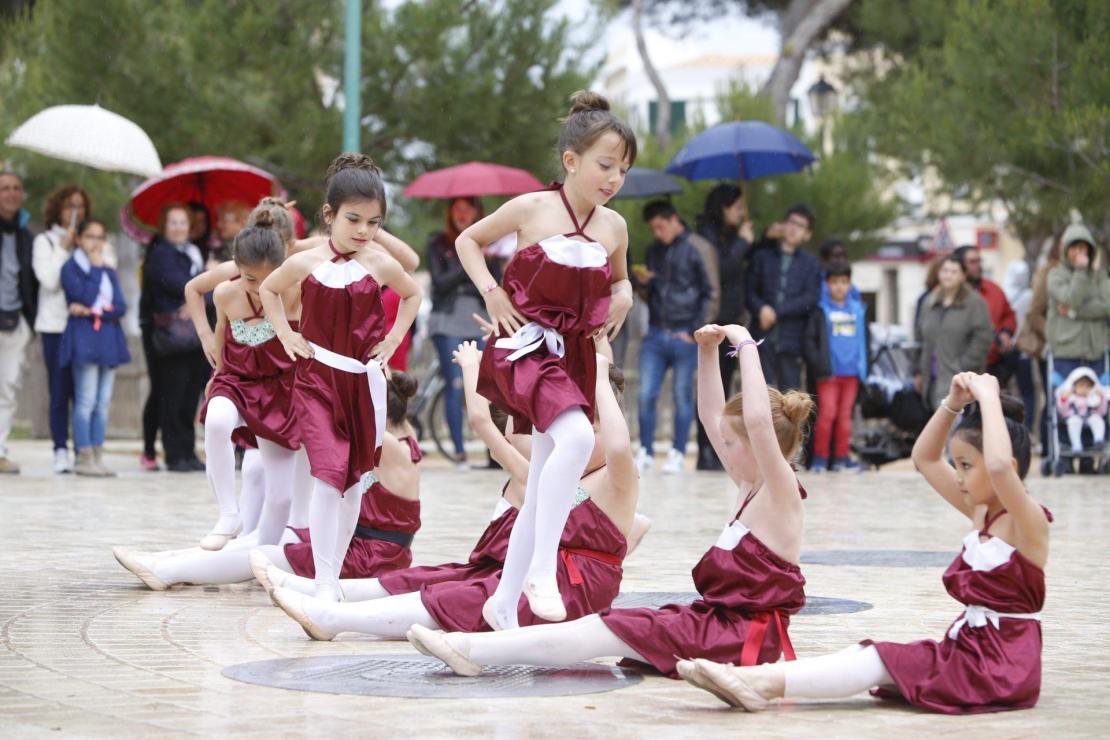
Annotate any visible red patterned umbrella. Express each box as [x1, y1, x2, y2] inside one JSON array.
[[402, 161, 543, 199], [120, 156, 285, 241]]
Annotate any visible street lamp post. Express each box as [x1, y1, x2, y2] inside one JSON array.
[[343, 0, 362, 153], [807, 76, 838, 156]]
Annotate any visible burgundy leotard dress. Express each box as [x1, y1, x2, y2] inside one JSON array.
[[295, 242, 388, 491], [862, 506, 1052, 714], [378, 488, 518, 595], [477, 186, 612, 434], [600, 485, 806, 679], [284, 436, 422, 579], [200, 287, 300, 450], [420, 490, 626, 632]]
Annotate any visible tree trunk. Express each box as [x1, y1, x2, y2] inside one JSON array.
[[632, 0, 670, 149], [760, 0, 855, 125]]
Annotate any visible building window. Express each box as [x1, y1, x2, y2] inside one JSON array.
[[648, 100, 687, 136]]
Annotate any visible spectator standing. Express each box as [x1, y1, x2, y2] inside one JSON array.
[[692, 184, 751, 470], [746, 204, 821, 391], [818, 240, 862, 302], [426, 196, 498, 469], [186, 201, 213, 258], [953, 245, 1017, 383], [913, 255, 945, 334], [60, 219, 130, 477], [140, 204, 209, 472], [914, 256, 994, 408], [0, 171, 38, 474], [1017, 238, 1061, 445], [632, 200, 711, 474], [33, 185, 90, 473], [1045, 224, 1110, 380], [1003, 260, 1036, 430], [805, 261, 868, 472]]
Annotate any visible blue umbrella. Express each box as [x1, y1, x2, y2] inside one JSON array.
[[665, 121, 816, 181], [613, 167, 683, 199]]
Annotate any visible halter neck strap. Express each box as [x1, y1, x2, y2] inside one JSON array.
[[982, 508, 1007, 536], [245, 292, 264, 320], [328, 240, 355, 262], [556, 185, 596, 240], [733, 483, 764, 521]]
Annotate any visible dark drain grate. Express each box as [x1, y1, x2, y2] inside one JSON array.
[[222, 654, 643, 698], [801, 550, 953, 568], [611, 592, 872, 614]]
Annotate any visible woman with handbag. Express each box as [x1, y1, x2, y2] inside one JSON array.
[[140, 203, 210, 472]]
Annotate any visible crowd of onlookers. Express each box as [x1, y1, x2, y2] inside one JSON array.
[[2, 166, 1107, 477]]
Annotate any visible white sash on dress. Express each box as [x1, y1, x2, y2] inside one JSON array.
[[494, 321, 565, 362], [947, 604, 1042, 640], [308, 341, 387, 453]]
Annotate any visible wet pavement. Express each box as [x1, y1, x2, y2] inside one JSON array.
[[1, 440, 1107, 737]]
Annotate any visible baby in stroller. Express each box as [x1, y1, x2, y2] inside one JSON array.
[[1056, 366, 1108, 453]]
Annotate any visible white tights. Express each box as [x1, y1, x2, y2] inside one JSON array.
[[446, 614, 645, 667], [272, 573, 389, 601], [299, 591, 439, 638], [150, 530, 297, 586], [239, 449, 264, 533], [487, 408, 594, 628], [204, 396, 245, 532], [308, 477, 364, 601], [781, 644, 893, 699]]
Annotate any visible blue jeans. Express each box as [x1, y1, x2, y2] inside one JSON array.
[[638, 326, 698, 453], [72, 363, 116, 450], [41, 332, 74, 451], [431, 334, 483, 457]]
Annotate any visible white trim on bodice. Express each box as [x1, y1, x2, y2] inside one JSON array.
[[714, 519, 752, 551], [311, 258, 371, 289], [537, 235, 608, 268], [960, 530, 1016, 572]]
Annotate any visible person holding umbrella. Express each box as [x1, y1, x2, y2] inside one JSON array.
[[426, 196, 501, 469]]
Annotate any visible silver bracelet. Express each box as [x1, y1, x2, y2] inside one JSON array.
[[940, 401, 961, 415]]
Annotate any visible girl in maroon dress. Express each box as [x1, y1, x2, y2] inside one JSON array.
[[453, 91, 636, 627], [259, 154, 420, 603], [111, 375, 419, 590], [263, 337, 641, 641], [679, 373, 1050, 715], [407, 323, 812, 678]]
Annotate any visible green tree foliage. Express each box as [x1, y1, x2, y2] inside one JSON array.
[[0, 0, 597, 245], [850, 0, 1110, 252]]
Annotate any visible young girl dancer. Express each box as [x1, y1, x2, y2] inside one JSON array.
[[259, 153, 420, 603], [110, 376, 417, 589], [455, 91, 635, 625], [263, 337, 639, 640], [195, 212, 305, 550], [678, 373, 1050, 715], [408, 323, 810, 678]]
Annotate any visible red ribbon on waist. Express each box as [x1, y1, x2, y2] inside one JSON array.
[[739, 610, 797, 667], [559, 546, 623, 586]]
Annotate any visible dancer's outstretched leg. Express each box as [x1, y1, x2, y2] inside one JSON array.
[[201, 397, 245, 549], [258, 564, 389, 601], [525, 408, 594, 620], [483, 430, 553, 630], [253, 439, 297, 544], [114, 540, 295, 590], [239, 449, 265, 533], [408, 614, 645, 676], [272, 588, 438, 640], [677, 644, 892, 712], [289, 447, 312, 528]]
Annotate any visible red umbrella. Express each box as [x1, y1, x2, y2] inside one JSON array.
[[402, 161, 544, 199], [120, 156, 286, 241]]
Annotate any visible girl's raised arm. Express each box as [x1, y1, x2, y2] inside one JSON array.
[[594, 338, 636, 501], [374, 229, 420, 272], [694, 324, 730, 468], [455, 340, 529, 485], [911, 375, 975, 519]]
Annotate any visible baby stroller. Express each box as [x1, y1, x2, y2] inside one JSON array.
[[1042, 347, 1110, 476], [853, 324, 923, 469]]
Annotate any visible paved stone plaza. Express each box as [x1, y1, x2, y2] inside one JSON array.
[[1, 439, 1108, 737]]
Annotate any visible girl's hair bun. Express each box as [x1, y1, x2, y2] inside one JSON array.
[[326, 152, 378, 181], [567, 90, 611, 116]]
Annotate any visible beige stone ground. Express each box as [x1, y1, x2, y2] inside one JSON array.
[[1, 439, 1107, 738]]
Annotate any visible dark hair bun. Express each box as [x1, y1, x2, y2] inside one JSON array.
[[999, 394, 1025, 425], [389, 371, 418, 401], [251, 208, 274, 228], [326, 152, 378, 181], [567, 90, 610, 116]]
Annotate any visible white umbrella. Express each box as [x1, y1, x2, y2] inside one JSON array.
[[5, 104, 162, 178]]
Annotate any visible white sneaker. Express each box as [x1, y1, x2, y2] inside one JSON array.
[[53, 449, 72, 474], [635, 447, 654, 474], [662, 448, 685, 474]]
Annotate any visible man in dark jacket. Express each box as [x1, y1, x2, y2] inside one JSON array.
[[746, 204, 821, 391], [632, 200, 711, 475], [0, 171, 39, 474]]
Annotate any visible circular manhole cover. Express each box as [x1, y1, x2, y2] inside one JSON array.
[[222, 654, 643, 698]]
